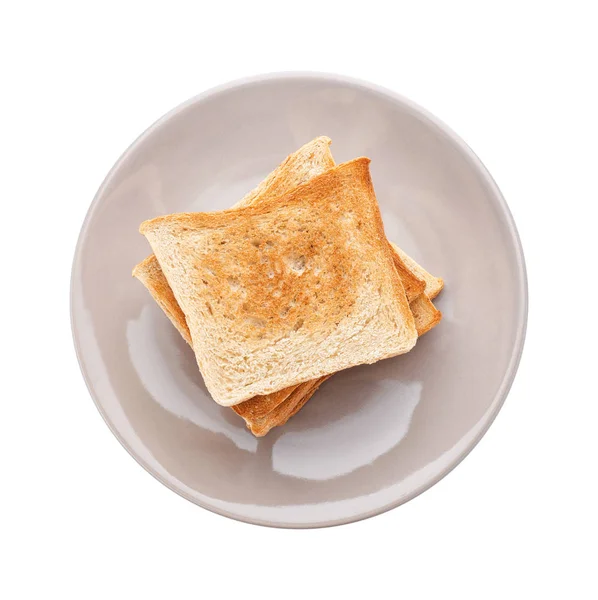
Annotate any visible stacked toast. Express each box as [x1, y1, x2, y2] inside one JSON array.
[[134, 137, 443, 436]]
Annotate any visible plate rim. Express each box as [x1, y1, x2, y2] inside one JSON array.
[[70, 71, 528, 529]]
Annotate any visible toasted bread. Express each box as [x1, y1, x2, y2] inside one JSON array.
[[141, 158, 418, 406], [134, 138, 443, 432]]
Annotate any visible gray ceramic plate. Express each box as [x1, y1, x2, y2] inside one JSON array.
[[71, 73, 527, 528]]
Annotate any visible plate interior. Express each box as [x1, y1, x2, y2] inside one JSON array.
[[72, 75, 526, 527]]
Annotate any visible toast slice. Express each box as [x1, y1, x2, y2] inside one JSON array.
[[140, 158, 418, 406]]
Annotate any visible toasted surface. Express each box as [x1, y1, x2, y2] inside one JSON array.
[[141, 158, 417, 406], [390, 242, 444, 300]]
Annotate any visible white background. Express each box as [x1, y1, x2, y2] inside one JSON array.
[[2, 1, 597, 598]]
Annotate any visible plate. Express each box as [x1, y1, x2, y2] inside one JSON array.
[[71, 73, 527, 528]]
